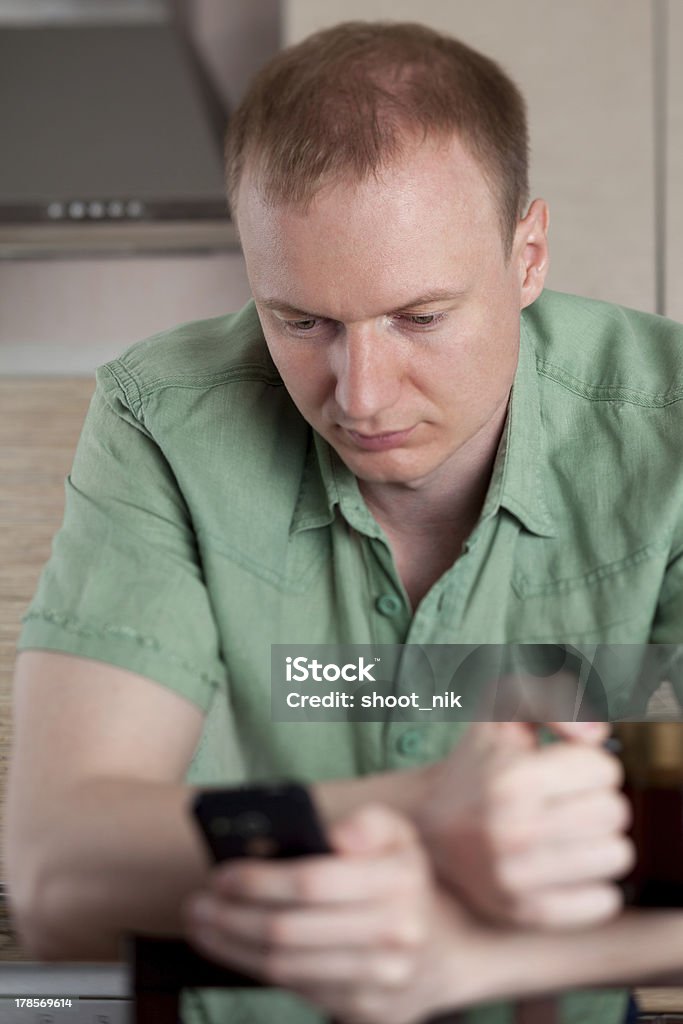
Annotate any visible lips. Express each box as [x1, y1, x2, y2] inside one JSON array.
[[344, 426, 415, 451]]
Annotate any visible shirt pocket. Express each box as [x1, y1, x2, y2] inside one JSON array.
[[508, 539, 669, 642], [197, 523, 331, 595]]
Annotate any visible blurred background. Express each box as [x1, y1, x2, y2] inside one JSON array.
[[0, 0, 680, 375], [0, 1, 681, 1019]]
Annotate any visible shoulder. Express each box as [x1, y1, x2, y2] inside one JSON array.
[[95, 300, 281, 418], [524, 289, 683, 402]]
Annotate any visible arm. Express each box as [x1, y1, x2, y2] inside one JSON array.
[[5, 650, 625, 961], [3, 651, 435, 961], [4, 650, 209, 961], [456, 907, 683, 1005], [180, 806, 683, 1023]]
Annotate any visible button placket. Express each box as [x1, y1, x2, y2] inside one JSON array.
[[396, 728, 423, 757], [375, 593, 402, 617]]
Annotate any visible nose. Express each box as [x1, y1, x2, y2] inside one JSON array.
[[332, 321, 401, 425]]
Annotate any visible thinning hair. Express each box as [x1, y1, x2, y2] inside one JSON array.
[[226, 21, 530, 256]]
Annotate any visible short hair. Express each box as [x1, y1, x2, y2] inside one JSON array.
[[226, 21, 530, 256]]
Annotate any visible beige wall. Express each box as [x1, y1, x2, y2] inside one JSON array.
[[0, 254, 251, 374], [285, 0, 661, 315]]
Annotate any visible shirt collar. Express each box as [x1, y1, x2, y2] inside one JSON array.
[[290, 306, 556, 539], [484, 311, 557, 538], [289, 429, 382, 537]]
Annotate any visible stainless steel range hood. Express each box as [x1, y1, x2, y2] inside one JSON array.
[[0, 0, 238, 257]]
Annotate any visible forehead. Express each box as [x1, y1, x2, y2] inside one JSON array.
[[236, 134, 503, 317], [237, 132, 497, 236]]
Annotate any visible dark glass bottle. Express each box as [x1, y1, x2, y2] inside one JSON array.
[[614, 722, 683, 907]]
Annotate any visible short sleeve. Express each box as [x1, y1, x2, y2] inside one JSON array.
[[17, 362, 227, 711]]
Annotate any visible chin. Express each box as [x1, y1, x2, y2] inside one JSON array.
[[337, 450, 432, 487]]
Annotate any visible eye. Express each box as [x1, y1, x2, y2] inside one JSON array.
[[395, 312, 447, 330], [269, 309, 337, 340], [279, 316, 330, 337], [289, 318, 318, 331]]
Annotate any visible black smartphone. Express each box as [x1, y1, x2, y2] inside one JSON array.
[[191, 782, 331, 863]]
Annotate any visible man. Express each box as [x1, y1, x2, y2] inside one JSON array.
[[6, 20, 683, 1024]]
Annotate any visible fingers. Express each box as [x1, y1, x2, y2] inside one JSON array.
[[487, 788, 631, 852], [431, 737, 630, 930], [469, 780, 632, 929], [498, 834, 635, 893], [488, 742, 623, 806], [185, 899, 427, 953], [464, 832, 632, 928], [181, 813, 433, 1003], [525, 788, 631, 844], [209, 849, 418, 905], [330, 803, 422, 856], [190, 925, 416, 988], [209, 805, 427, 906]]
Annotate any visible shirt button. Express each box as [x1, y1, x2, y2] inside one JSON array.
[[375, 593, 402, 616], [396, 729, 423, 757]]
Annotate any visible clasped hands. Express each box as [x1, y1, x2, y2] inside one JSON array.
[[181, 721, 633, 1023]]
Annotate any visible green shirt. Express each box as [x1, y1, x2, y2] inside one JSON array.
[[18, 288, 683, 1024]]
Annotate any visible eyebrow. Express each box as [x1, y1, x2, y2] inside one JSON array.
[[259, 288, 466, 318]]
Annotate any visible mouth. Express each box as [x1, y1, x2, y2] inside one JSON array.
[[344, 426, 416, 452]]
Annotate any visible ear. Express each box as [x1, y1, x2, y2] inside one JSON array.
[[514, 199, 550, 310]]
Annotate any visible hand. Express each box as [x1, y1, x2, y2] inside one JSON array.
[[181, 805, 474, 1024], [416, 721, 634, 929]]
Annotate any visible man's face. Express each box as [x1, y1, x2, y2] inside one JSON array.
[[236, 134, 547, 492]]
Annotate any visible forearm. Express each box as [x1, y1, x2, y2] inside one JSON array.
[[17, 766, 435, 963], [311, 762, 438, 828], [459, 909, 683, 1007], [15, 778, 208, 962]]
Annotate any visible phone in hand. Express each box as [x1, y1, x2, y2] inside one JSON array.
[[191, 782, 331, 863]]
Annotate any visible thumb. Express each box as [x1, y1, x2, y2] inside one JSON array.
[[493, 721, 540, 749], [546, 721, 610, 744], [330, 804, 418, 857], [463, 721, 537, 752]]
